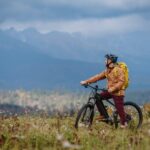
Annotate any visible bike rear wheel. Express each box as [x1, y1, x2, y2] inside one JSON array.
[[75, 104, 94, 129], [124, 101, 143, 129]]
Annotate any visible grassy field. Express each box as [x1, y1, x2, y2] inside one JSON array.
[[0, 90, 150, 149], [0, 112, 150, 150]]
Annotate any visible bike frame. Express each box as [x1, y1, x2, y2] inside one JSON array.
[[85, 84, 116, 120]]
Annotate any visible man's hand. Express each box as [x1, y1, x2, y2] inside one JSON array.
[[80, 81, 88, 85], [108, 88, 114, 93]]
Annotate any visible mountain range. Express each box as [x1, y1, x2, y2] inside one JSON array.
[[0, 28, 149, 90]]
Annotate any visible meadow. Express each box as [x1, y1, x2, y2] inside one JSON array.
[[0, 90, 150, 150], [0, 113, 150, 150]]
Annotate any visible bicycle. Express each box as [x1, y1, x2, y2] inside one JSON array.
[[75, 84, 143, 129]]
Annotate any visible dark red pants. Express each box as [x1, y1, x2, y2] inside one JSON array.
[[96, 91, 126, 125]]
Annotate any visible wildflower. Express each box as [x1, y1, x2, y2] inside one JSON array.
[[63, 140, 71, 148], [78, 123, 85, 127], [62, 140, 81, 149], [56, 133, 63, 141], [11, 135, 25, 140]]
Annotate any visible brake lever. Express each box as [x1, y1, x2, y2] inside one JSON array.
[[83, 84, 88, 88]]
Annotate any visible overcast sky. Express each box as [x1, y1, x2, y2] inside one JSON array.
[[0, 0, 150, 36]]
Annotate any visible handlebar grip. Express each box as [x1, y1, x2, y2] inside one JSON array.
[[83, 83, 90, 88]]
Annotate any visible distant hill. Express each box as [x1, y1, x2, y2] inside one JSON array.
[[3, 28, 150, 65], [0, 28, 149, 90], [0, 30, 103, 90], [4, 28, 104, 62]]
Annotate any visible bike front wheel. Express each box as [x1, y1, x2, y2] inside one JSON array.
[[74, 103, 94, 129]]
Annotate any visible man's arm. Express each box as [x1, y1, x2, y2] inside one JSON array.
[[82, 71, 106, 84]]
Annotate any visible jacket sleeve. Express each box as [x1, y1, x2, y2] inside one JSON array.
[[111, 67, 125, 92], [85, 71, 106, 84]]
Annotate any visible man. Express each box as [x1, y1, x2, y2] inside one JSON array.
[[80, 54, 127, 128]]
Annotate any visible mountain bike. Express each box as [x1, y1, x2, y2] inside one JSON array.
[[75, 84, 143, 129]]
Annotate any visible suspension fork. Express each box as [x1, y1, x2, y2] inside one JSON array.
[[95, 94, 109, 118], [80, 97, 95, 122]]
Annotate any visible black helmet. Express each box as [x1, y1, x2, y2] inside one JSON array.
[[105, 54, 118, 63]]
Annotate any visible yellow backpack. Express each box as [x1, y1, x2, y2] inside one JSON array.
[[114, 62, 129, 90]]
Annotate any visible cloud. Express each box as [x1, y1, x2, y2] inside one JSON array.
[[1, 0, 150, 22], [1, 0, 150, 37], [1, 14, 150, 36]]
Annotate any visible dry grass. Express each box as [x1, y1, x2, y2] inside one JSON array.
[[0, 91, 150, 150], [0, 111, 150, 150]]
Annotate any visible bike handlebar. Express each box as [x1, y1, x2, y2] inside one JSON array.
[[82, 84, 107, 92]]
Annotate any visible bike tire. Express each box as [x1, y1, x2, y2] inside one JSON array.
[[74, 104, 94, 129], [124, 101, 143, 129]]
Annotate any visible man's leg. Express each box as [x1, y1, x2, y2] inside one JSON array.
[[112, 95, 126, 125], [96, 91, 112, 118]]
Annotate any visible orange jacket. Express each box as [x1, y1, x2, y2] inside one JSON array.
[[85, 65, 126, 96]]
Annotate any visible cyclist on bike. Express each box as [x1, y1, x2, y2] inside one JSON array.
[[80, 54, 127, 128]]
